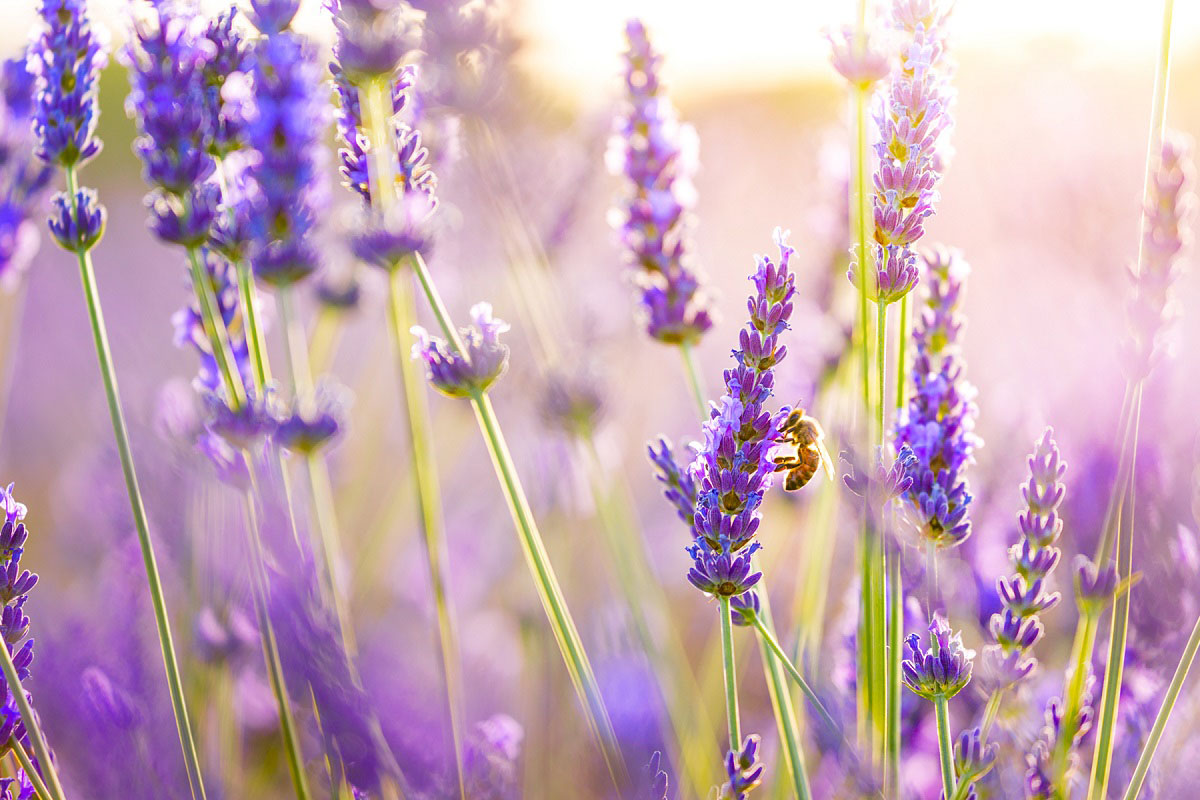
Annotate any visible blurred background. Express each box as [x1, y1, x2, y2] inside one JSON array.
[[2, 0, 1200, 797]]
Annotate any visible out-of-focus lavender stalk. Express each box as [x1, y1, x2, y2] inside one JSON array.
[[0, 486, 67, 800], [608, 19, 714, 415], [330, 3, 468, 792], [29, 2, 208, 796], [1088, 0, 1185, 783]]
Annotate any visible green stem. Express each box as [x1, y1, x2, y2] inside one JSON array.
[[980, 688, 1003, 743], [719, 596, 741, 751], [235, 258, 271, 390], [934, 695, 957, 800], [185, 246, 246, 410], [0, 641, 65, 800], [1121, 609, 1200, 800], [358, 75, 467, 798], [469, 390, 626, 786], [385, 268, 467, 799], [756, 579, 813, 800], [886, 542, 902, 795], [240, 485, 312, 800], [679, 341, 708, 419], [1053, 612, 1099, 789], [895, 294, 909, 411], [751, 616, 838, 736], [1089, 388, 1143, 800], [65, 167, 207, 800], [14, 739, 53, 800], [872, 301, 888, 763], [853, 86, 873, 447]]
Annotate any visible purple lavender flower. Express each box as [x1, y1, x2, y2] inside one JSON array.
[[730, 590, 761, 627], [721, 734, 765, 800], [199, 6, 250, 158], [1026, 667, 1096, 798], [641, 750, 669, 800], [1123, 132, 1193, 380], [328, 0, 412, 83], [1074, 555, 1119, 615], [684, 230, 796, 596], [275, 380, 350, 454], [0, 56, 52, 289], [979, 430, 1065, 692], [411, 302, 511, 397], [901, 615, 974, 700], [954, 727, 997, 786], [246, 0, 302, 36], [895, 248, 979, 549], [47, 187, 104, 252], [848, 0, 954, 304], [826, 27, 890, 89], [0, 486, 51, 787], [842, 444, 918, 525], [243, 24, 329, 286], [30, 0, 107, 169], [648, 437, 699, 529], [609, 19, 713, 346]]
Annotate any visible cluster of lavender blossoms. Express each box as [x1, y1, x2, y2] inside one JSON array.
[[850, 0, 954, 303], [0, 57, 51, 289], [608, 19, 713, 345], [721, 734, 764, 800], [31, 0, 108, 255], [0, 485, 48, 796], [680, 229, 796, 600], [1123, 132, 1193, 381], [901, 615, 973, 700], [979, 430, 1068, 693], [411, 303, 511, 398], [895, 249, 979, 549]]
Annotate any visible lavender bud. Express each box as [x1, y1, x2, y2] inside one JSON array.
[[540, 368, 606, 437], [685, 542, 762, 598], [976, 644, 1035, 692], [350, 192, 437, 269], [275, 381, 350, 454], [246, 0, 302, 36], [647, 437, 699, 529], [641, 750, 669, 800], [328, 0, 413, 83], [729, 590, 761, 627], [954, 727, 998, 785], [1075, 555, 1119, 615], [411, 302, 511, 397], [722, 734, 765, 800], [47, 189, 105, 252], [901, 614, 974, 700], [826, 27, 890, 88]]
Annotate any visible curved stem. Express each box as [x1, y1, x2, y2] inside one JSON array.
[[934, 695, 957, 800], [385, 268, 467, 798], [679, 341, 708, 419], [0, 642, 65, 800], [719, 596, 741, 752], [751, 615, 838, 736], [65, 166, 207, 800], [1121, 609, 1200, 800], [240, 484, 312, 800]]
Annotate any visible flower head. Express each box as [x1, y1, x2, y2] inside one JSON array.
[[954, 727, 998, 786], [31, 0, 108, 168], [0, 55, 52, 290], [895, 248, 979, 549], [328, 0, 413, 83], [1075, 555, 1119, 615], [275, 381, 350, 454], [246, 0, 302, 36], [729, 590, 761, 627], [244, 30, 329, 286], [1123, 131, 1193, 380], [827, 27, 890, 88], [609, 19, 713, 345], [47, 188, 105, 252], [721, 734, 765, 800], [902, 615, 974, 700], [686, 543, 762, 598], [682, 230, 795, 596], [412, 302, 510, 398]]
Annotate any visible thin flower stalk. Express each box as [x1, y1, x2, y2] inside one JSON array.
[[30, 1, 207, 793], [1121, 609, 1200, 800], [351, 70, 468, 795], [720, 596, 741, 752], [1089, 3, 1180, 791]]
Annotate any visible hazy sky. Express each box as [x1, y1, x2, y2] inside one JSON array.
[[7, 0, 1199, 95]]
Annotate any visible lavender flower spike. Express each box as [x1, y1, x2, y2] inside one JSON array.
[[412, 302, 511, 398], [848, 0, 954, 304], [30, 0, 107, 169], [895, 248, 979, 549], [608, 18, 713, 345], [1123, 131, 1193, 381], [685, 229, 795, 596], [0, 55, 52, 290], [243, 14, 329, 287], [0, 485, 60, 793], [902, 614, 974, 700], [1074, 555, 1119, 616]]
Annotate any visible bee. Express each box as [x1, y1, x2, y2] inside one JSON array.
[[773, 407, 834, 491]]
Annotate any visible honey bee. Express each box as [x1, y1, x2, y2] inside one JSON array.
[[773, 407, 834, 491]]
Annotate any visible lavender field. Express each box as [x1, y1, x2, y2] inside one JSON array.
[[0, 0, 1198, 797]]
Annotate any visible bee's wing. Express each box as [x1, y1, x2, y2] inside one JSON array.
[[816, 440, 835, 481]]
